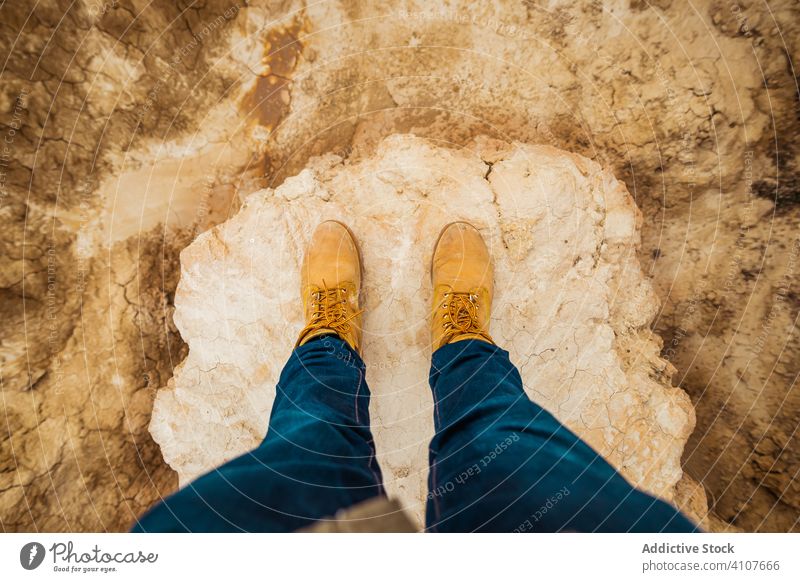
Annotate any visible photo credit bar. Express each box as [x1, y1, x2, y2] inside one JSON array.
[[0, 533, 797, 581]]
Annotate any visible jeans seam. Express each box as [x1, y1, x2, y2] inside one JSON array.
[[354, 366, 363, 425], [431, 457, 441, 531]]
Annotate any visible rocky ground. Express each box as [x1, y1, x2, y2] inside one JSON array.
[[0, 0, 797, 532], [152, 135, 701, 529]]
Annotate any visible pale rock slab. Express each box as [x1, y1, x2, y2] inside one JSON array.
[[150, 135, 697, 527]]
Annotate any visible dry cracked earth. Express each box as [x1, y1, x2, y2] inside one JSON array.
[[0, 0, 798, 532]]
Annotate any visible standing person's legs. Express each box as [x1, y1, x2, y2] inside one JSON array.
[[425, 222, 698, 532], [133, 221, 384, 532], [133, 336, 383, 532], [426, 339, 697, 532]]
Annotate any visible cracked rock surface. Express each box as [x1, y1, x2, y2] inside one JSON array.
[[1, 0, 797, 531], [150, 135, 699, 528]]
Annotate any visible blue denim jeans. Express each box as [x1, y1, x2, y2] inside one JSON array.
[[132, 337, 698, 532]]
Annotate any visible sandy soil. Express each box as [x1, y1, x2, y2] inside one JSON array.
[[0, 0, 797, 532]]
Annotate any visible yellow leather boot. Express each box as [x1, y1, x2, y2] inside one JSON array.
[[295, 220, 363, 353], [431, 221, 494, 350]]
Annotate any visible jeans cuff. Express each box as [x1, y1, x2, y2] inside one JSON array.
[[292, 333, 366, 371], [431, 338, 509, 372]]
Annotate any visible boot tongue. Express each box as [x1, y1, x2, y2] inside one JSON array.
[[296, 285, 362, 351], [438, 291, 494, 348]]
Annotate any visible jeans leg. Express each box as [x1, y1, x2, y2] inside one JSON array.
[[132, 336, 384, 532], [425, 340, 699, 532]]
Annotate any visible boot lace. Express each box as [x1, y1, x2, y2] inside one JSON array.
[[297, 282, 361, 346], [439, 291, 493, 345]]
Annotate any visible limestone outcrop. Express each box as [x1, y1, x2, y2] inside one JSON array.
[[150, 135, 699, 527]]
